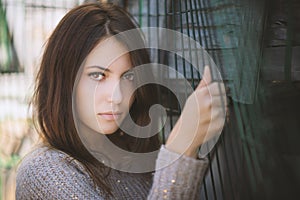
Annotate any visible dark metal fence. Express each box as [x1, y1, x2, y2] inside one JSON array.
[[123, 0, 300, 199]]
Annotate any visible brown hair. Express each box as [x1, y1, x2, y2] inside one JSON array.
[[32, 2, 160, 195]]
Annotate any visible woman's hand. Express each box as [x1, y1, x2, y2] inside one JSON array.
[[166, 66, 227, 158]]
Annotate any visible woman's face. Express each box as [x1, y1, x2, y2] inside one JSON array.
[[75, 38, 135, 135]]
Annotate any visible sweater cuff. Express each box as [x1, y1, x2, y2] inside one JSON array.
[[149, 145, 209, 199], [156, 145, 208, 170]]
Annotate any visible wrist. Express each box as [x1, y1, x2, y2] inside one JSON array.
[[165, 143, 198, 158]]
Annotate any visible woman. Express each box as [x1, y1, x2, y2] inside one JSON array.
[[16, 2, 227, 199]]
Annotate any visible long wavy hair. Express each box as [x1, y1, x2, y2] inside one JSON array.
[[32, 2, 161, 195]]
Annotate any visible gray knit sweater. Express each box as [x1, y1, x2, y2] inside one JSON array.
[[16, 145, 208, 199]]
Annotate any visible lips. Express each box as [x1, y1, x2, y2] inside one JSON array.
[[98, 112, 123, 121]]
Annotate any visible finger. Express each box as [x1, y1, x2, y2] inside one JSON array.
[[198, 65, 212, 89], [207, 82, 226, 96], [202, 111, 225, 143], [211, 95, 228, 107], [206, 116, 225, 138]]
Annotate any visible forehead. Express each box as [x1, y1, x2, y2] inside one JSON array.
[[84, 37, 130, 69]]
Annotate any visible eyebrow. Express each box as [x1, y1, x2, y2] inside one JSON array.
[[86, 65, 111, 72]]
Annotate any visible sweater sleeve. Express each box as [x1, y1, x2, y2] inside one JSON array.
[[16, 147, 104, 200], [147, 145, 209, 200]]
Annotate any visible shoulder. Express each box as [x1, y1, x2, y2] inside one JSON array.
[[18, 145, 85, 169], [16, 146, 101, 199], [16, 146, 86, 179]]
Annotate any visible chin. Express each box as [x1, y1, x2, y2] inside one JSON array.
[[97, 126, 119, 135], [96, 120, 122, 135], [99, 130, 117, 135]]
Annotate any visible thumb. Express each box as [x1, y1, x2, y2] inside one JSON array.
[[198, 65, 212, 88]]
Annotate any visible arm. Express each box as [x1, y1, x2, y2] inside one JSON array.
[[166, 66, 227, 158], [148, 66, 226, 199]]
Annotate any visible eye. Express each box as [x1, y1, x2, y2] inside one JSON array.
[[122, 71, 134, 81], [88, 72, 105, 81]]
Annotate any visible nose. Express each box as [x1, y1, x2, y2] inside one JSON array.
[[106, 79, 123, 105]]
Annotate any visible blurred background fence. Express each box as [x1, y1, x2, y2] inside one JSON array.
[[0, 0, 83, 199], [1, 0, 300, 199]]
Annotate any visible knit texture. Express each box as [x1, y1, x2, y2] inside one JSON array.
[[148, 147, 209, 199], [16, 145, 208, 199]]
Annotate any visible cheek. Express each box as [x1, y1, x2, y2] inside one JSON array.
[[75, 78, 96, 120], [122, 83, 136, 107]]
